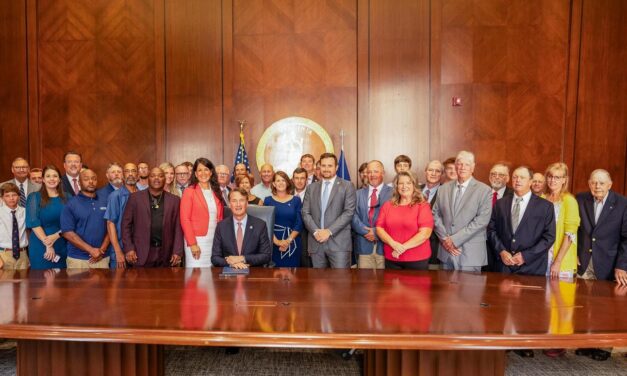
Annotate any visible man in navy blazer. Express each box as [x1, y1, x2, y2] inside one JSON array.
[[211, 188, 271, 268], [351, 160, 392, 269], [574, 169, 627, 362], [576, 169, 627, 284], [487, 166, 555, 276]]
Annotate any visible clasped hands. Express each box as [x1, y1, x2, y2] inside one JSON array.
[[88, 246, 107, 263], [225, 255, 248, 269], [500, 250, 525, 266], [442, 237, 461, 256], [314, 229, 332, 243]]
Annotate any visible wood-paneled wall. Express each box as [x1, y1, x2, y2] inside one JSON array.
[[0, 0, 625, 193]]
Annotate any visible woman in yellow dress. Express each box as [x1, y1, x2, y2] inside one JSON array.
[[542, 162, 580, 358]]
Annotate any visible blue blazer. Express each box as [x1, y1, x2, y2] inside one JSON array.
[[487, 193, 555, 276], [211, 215, 271, 267], [351, 185, 392, 255], [576, 191, 627, 280]]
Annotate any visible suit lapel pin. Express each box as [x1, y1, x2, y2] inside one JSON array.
[[249, 225, 253, 229]]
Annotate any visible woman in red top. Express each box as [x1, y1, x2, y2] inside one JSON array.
[[376, 171, 434, 270]]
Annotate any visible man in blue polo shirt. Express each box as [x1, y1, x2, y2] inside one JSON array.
[[104, 162, 139, 269], [61, 169, 110, 268]]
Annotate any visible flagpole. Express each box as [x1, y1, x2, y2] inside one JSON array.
[[340, 129, 345, 179]]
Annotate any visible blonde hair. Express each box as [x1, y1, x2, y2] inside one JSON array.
[[545, 162, 570, 196], [391, 171, 425, 206], [159, 162, 176, 194]]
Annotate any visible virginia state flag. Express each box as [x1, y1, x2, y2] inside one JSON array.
[[336, 149, 351, 181]]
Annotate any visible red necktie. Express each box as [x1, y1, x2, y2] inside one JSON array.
[[492, 191, 498, 207], [72, 178, 80, 194], [236, 222, 243, 255], [368, 188, 378, 226]]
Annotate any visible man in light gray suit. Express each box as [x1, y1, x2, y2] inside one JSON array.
[[1, 157, 41, 207], [432, 151, 492, 272], [302, 153, 356, 268]]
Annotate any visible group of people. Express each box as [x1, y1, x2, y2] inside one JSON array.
[[0, 150, 626, 359]]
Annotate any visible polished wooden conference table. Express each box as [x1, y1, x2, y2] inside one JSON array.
[[0, 267, 626, 375]]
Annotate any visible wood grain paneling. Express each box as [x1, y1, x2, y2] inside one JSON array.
[[432, 0, 572, 181], [34, 0, 164, 177], [572, 0, 627, 194], [0, 0, 29, 180], [0, 0, 624, 192], [224, 0, 357, 178], [362, 0, 430, 180], [165, 0, 223, 165]]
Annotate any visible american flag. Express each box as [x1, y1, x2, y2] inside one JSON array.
[[232, 127, 251, 182]]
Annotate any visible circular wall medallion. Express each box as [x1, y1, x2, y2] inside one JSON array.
[[256, 117, 334, 174]]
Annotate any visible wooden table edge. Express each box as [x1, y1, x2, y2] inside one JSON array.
[[2, 325, 627, 350]]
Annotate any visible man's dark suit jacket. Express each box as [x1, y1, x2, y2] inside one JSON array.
[[211, 215, 271, 267], [485, 186, 515, 271], [121, 190, 184, 266], [487, 193, 555, 276], [62, 175, 77, 197], [576, 191, 627, 280]]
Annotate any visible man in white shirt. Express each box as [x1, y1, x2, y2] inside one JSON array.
[[487, 166, 555, 276], [250, 164, 274, 200], [1, 158, 41, 207], [0, 183, 30, 269]]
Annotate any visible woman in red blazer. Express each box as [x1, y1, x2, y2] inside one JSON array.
[[180, 158, 226, 267]]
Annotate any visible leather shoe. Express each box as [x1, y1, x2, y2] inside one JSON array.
[[225, 347, 240, 355], [576, 348, 610, 361], [513, 349, 534, 358]]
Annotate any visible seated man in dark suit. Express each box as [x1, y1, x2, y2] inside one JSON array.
[[211, 188, 271, 268], [488, 166, 555, 277], [487, 166, 555, 359]]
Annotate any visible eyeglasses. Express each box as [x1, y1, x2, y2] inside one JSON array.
[[546, 175, 564, 181], [175, 172, 190, 176], [490, 173, 507, 178], [217, 173, 229, 177], [12, 166, 29, 170]]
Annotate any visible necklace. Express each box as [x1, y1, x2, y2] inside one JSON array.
[[150, 192, 164, 209]]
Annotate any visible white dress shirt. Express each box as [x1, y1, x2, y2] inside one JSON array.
[[493, 186, 507, 200], [0, 205, 28, 249], [593, 192, 609, 224], [367, 183, 384, 203]]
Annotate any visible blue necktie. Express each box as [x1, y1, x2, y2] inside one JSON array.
[[19, 183, 26, 207], [11, 210, 20, 260], [321, 181, 331, 228]]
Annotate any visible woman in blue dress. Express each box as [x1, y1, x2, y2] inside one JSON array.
[[26, 165, 67, 269], [263, 171, 303, 267]]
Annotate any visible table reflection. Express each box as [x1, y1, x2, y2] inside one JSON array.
[[0, 268, 625, 341]]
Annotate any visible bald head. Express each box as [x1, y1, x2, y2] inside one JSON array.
[[589, 169, 612, 201], [367, 160, 385, 187], [79, 169, 97, 193]]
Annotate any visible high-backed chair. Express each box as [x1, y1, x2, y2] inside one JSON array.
[[246, 205, 275, 243]]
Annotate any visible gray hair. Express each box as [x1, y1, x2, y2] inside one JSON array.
[[456, 151, 475, 165]]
